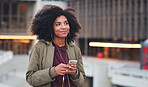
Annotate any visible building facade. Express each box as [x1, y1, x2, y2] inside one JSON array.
[[0, 0, 67, 54], [68, 0, 148, 61], [0, 0, 147, 61]]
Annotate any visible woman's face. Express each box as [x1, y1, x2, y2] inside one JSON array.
[[53, 15, 70, 39]]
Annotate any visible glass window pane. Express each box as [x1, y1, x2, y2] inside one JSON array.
[[3, 3, 9, 15], [19, 17, 26, 29], [12, 17, 17, 28], [2, 17, 9, 29], [12, 2, 18, 15], [0, 18, 1, 29], [0, 3, 1, 29], [0, 3, 1, 15], [18, 3, 27, 29], [19, 3, 27, 16]]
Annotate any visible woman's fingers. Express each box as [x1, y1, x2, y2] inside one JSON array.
[[54, 63, 70, 75], [67, 64, 77, 75], [54, 63, 77, 75], [68, 64, 76, 69], [68, 69, 77, 75]]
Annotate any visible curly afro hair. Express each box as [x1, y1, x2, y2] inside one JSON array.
[[29, 5, 81, 44]]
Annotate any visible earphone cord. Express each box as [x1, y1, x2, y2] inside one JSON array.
[[55, 44, 70, 87], [62, 75, 71, 87]]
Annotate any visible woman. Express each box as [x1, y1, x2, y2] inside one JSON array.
[[26, 5, 85, 87]]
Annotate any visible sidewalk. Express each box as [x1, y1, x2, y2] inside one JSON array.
[[0, 55, 31, 87]]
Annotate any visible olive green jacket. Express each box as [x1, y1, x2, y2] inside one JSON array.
[[26, 40, 85, 87]]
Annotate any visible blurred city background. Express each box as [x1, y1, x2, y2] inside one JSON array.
[[0, 0, 148, 87]]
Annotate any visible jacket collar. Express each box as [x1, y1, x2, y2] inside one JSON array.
[[38, 39, 74, 49], [38, 39, 52, 46]]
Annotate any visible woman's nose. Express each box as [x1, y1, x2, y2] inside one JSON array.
[[61, 24, 66, 28]]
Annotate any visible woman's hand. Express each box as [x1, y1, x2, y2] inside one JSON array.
[[54, 63, 69, 75], [67, 64, 77, 75], [54, 63, 77, 75]]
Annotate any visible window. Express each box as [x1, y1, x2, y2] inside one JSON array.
[[0, 1, 29, 34], [42, 0, 65, 1], [0, 3, 1, 29]]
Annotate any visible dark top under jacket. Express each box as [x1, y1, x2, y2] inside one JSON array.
[[51, 42, 74, 87]]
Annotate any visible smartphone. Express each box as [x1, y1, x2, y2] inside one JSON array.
[[69, 60, 77, 65]]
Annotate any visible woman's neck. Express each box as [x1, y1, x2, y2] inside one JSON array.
[[53, 37, 65, 47]]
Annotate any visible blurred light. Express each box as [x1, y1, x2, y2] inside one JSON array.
[[89, 42, 141, 48], [0, 35, 36, 40], [13, 39, 30, 43]]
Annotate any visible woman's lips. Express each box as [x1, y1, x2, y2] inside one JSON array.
[[60, 31, 67, 34]]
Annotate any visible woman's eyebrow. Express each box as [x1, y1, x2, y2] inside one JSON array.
[[55, 22, 61, 23], [55, 20, 68, 23]]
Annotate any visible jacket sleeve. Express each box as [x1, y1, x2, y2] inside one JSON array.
[[70, 46, 85, 87], [26, 44, 57, 86]]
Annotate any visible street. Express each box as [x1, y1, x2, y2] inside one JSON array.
[[0, 55, 31, 87]]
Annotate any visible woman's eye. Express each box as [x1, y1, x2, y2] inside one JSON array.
[[65, 22, 69, 25], [56, 23, 60, 26]]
